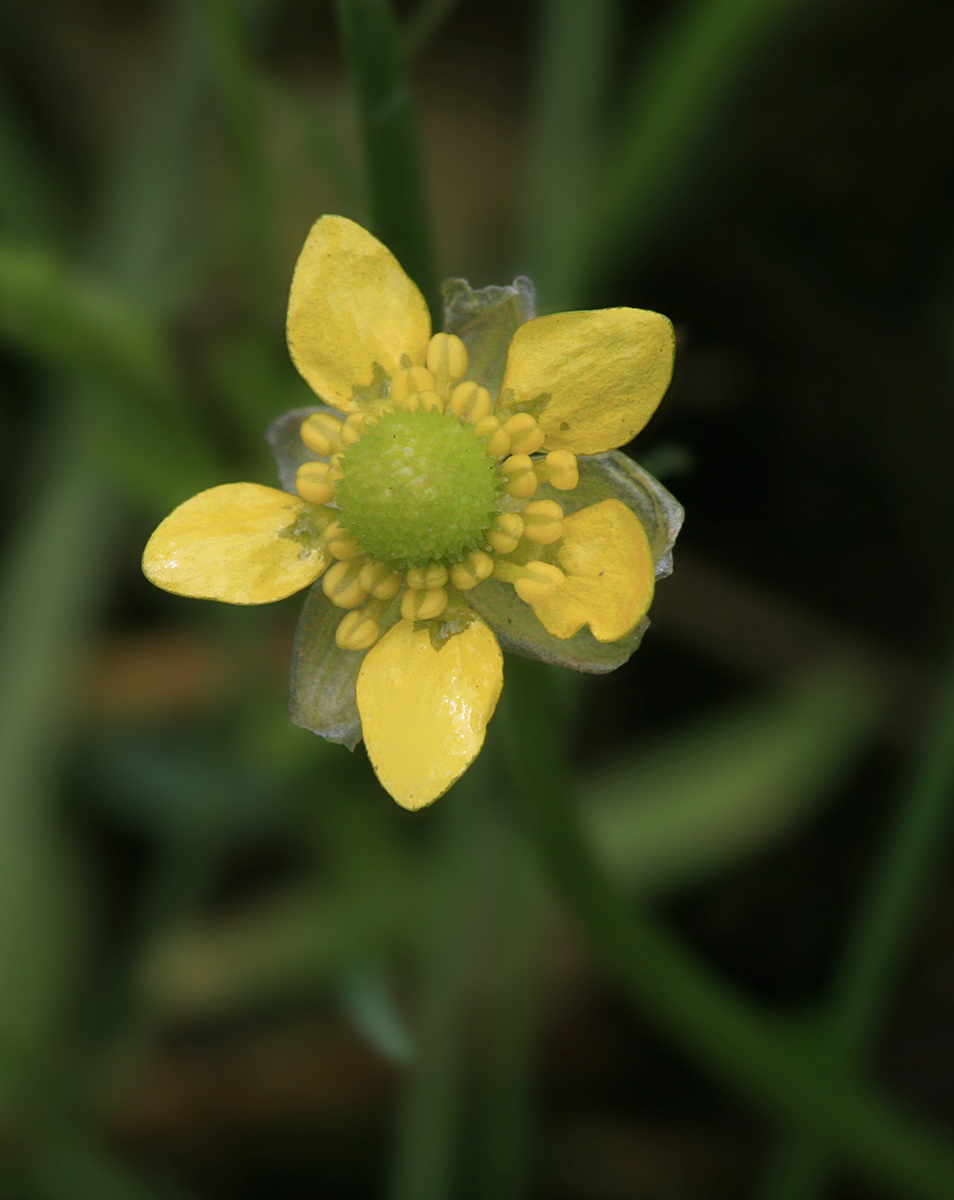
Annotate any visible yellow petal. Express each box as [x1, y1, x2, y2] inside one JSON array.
[[499, 308, 674, 454], [528, 499, 654, 641], [143, 483, 330, 604], [356, 616, 503, 810], [287, 215, 431, 411]]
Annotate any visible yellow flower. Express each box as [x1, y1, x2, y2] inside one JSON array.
[[143, 216, 683, 810]]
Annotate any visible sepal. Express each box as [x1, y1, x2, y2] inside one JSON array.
[[441, 276, 535, 398]]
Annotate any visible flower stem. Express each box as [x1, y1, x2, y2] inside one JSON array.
[[756, 640, 954, 1200], [501, 655, 954, 1200], [336, 0, 439, 321]]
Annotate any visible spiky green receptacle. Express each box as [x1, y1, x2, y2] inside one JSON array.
[[335, 407, 501, 568]]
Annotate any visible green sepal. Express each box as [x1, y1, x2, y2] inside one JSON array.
[[467, 451, 682, 674], [289, 583, 400, 749], [442, 276, 535, 398], [267, 404, 337, 493]]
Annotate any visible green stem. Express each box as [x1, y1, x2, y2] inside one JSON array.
[[758, 642, 954, 1200], [336, 0, 439, 320], [501, 656, 954, 1200], [475, 819, 549, 1200], [387, 775, 489, 1200], [521, 0, 617, 312]]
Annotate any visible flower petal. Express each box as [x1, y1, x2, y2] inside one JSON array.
[[536, 450, 684, 580], [467, 452, 680, 672], [499, 308, 674, 454], [287, 215, 431, 411], [442, 276, 536, 398], [356, 615, 503, 810], [142, 483, 329, 604], [529, 499, 654, 641]]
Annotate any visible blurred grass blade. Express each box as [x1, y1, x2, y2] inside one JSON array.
[[89, 0, 211, 313], [336, 0, 438, 317], [758, 638, 954, 1200], [403, 0, 460, 59], [0, 71, 65, 243], [198, 0, 273, 307], [504, 656, 954, 1200], [586, 0, 824, 291], [583, 661, 883, 896], [0, 406, 115, 1091], [340, 959, 414, 1063], [521, 0, 617, 311]]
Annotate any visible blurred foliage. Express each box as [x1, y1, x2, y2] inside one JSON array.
[[0, 0, 952, 1198]]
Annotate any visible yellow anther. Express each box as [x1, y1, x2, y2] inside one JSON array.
[[295, 461, 336, 505], [493, 560, 565, 603], [324, 519, 363, 561], [328, 453, 345, 481], [448, 381, 492, 423], [359, 561, 403, 600], [540, 449, 579, 490], [340, 412, 367, 446], [406, 562, 449, 590], [503, 412, 545, 455], [335, 600, 386, 651], [322, 559, 369, 609], [501, 454, 538, 499], [449, 550, 495, 590], [391, 366, 436, 404], [522, 499, 564, 545], [300, 412, 343, 456], [474, 415, 511, 458], [426, 333, 468, 397], [487, 511, 524, 554], [401, 586, 448, 621], [403, 388, 444, 414]]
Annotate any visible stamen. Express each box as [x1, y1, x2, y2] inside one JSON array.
[[450, 550, 494, 590], [449, 381, 492, 423], [503, 413, 545, 455], [536, 450, 579, 490], [301, 412, 343, 456], [500, 454, 538, 499], [406, 562, 449, 589], [335, 598, 388, 651], [493, 559, 565, 603], [391, 366, 436, 404], [401, 586, 448, 621], [426, 333, 468, 398], [296, 461, 336, 505], [324, 519, 363, 561], [402, 388, 444, 414], [323, 559, 369, 608], [487, 512, 524, 554], [341, 412, 367, 446], [521, 499, 564, 544], [474, 415, 511, 458], [359, 561, 403, 600]]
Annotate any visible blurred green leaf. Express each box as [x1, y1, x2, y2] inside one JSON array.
[[0, 72, 65, 244], [582, 661, 883, 895], [0, 412, 115, 1098], [29, 1136, 192, 1200], [340, 959, 414, 1063]]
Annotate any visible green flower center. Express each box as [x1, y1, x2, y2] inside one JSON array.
[[335, 407, 502, 568]]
